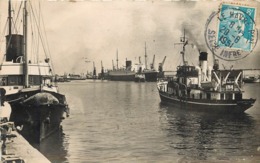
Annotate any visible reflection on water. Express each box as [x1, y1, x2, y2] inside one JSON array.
[[33, 128, 68, 163], [159, 102, 259, 161], [36, 81, 260, 162]]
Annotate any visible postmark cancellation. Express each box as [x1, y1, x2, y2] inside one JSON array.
[[205, 3, 258, 61]]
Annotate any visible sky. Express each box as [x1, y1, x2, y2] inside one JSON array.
[[0, 0, 260, 75]]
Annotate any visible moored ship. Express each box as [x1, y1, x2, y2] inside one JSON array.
[[108, 50, 135, 81], [243, 75, 260, 83], [0, 0, 69, 142], [134, 56, 145, 82], [108, 62, 135, 81], [157, 32, 255, 113], [142, 43, 158, 82]]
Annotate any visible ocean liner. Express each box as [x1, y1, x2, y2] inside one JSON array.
[[0, 0, 69, 142], [157, 32, 255, 113], [108, 50, 135, 81]]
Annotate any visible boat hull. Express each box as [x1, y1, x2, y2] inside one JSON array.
[[243, 78, 260, 83], [6, 90, 68, 143], [158, 91, 255, 113], [143, 71, 158, 82], [110, 74, 135, 81], [134, 77, 145, 82], [134, 74, 145, 82]]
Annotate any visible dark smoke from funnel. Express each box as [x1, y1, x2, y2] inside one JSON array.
[[182, 29, 207, 52]]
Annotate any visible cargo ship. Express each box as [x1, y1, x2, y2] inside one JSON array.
[[0, 0, 69, 142], [142, 43, 158, 82], [157, 31, 255, 113]]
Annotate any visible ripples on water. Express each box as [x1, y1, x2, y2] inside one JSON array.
[[37, 81, 260, 163]]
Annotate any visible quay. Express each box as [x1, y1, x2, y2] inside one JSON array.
[[1, 122, 50, 163]]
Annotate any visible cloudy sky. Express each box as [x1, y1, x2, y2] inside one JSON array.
[[0, 0, 260, 75]]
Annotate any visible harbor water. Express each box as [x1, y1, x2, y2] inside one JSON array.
[[36, 81, 260, 162]]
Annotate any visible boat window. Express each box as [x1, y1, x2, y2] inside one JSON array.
[[221, 93, 224, 100], [43, 78, 52, 86], [206, 93, 211, 100], [29, 75, 41, 85], [226, 93, 233, 100], [235, 93, 242, 100], [0, 77, 8, 86], [7, 75, 23, 86]]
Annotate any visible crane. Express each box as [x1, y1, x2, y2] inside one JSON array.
[[158, 56, 166, 72], [144, 42, 147, 69], [101, 60, 104, 73], [150, 54, 155, 70], [158, 56, 166, 78], [93, 62, 96, 77], [101, 60, 104, 79]]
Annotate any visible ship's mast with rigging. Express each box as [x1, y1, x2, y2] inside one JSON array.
[[144, 42, 147, 69], [23, 0, 29, 87], [8, 0, 12, 36], [116, 49, 119, 70], [175, 29, 188, 66], [181, 29, 188, 65], [101, 60, 104, 73], [112, 60, 115, 70]]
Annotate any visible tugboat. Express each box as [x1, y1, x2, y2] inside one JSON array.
[[157, 31, 255, 113], [0, 0, 69, 142], [134, 57, 145, 82]]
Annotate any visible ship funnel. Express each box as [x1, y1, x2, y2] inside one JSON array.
[[6, 34, 24, 62], [199, 52, 208, 81], [126, 60, 132, 71], [199, 52, 208, 61]]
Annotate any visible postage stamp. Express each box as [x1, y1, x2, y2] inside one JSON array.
[[205, 3, 258, 61]]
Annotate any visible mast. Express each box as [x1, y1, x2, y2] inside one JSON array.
[[101, 60, 104, 72], [112, 60, 114, 70], [116, 49, 118, 70], [23, 0, 29, 87], [144, 42, 147, 69], [8, 0, 12, 35], [175, 29, 188, 66], [93, 62, 96, 76], [181, 29, 187, 65]]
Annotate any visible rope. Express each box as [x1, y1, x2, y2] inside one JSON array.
[[28, 0, 55, 76], [7, 97, 24, 103], [0, 20, 8, 67], [40, 4, 55, 75], [12, 1, 23, 34]]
